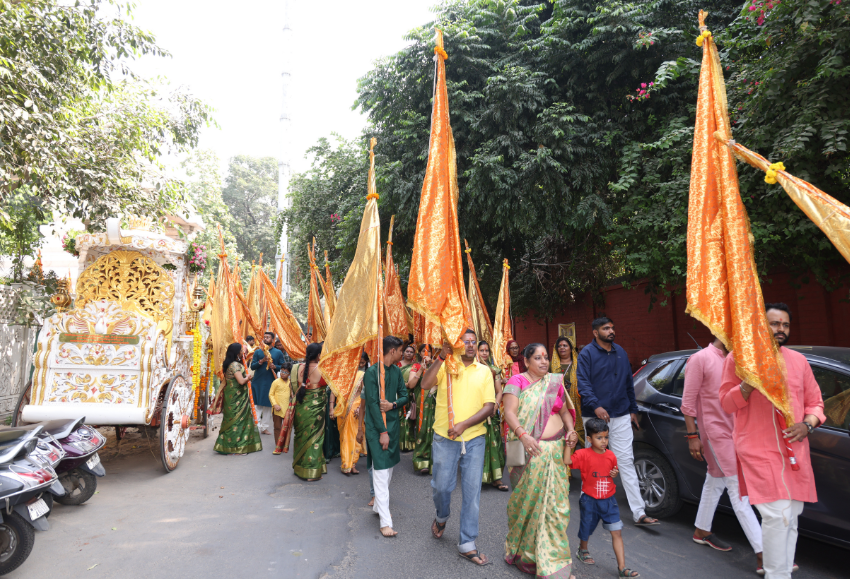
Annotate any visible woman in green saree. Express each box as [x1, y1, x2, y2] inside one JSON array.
[[411, 344, 435, 474], [214, 343, 263, 455], [551, 336, 584, 446], [503, 343, 578, 579], [397, 343, 419, 452], [292, 342, 328, 481], [477, 341, 509, 491]]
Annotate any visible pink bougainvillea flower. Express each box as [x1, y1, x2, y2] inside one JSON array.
[[641, 83, 647, 88]]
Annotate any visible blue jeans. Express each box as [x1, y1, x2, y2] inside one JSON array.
[[431, 433, 486, 553], [578, 494, 623, 541]]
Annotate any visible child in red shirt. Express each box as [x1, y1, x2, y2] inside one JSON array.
[[571, 417, 639, 577]]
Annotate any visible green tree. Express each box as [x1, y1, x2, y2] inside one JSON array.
[[221, 155, 280, 268], [0, 0, 213, 253], [281, 136, 370, 302], [289, 0, 850, 316], [182, 150, 240, 287]]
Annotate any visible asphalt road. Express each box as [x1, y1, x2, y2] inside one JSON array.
[[11, 425, 846, 579]]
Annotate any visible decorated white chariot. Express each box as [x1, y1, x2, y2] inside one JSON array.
[[14, 216, 211, 472]]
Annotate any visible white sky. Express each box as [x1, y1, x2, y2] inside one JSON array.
[[129, 0, 436, 175], [15, 0, 437, 281]]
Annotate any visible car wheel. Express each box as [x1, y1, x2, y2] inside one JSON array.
[[634, 446, 682, 519]]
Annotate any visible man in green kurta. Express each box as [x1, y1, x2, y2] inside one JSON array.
[[364, 335, 407, 537]]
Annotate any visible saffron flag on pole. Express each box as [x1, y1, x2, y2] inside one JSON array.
[[686, 11, 792, 426], [319, 137, 385, 425], [384, 215, 409, 339], [323, 250, 337, 321], [406, 29, 472, 369], [714, 134, 850, 266], [255, 268, 306, 359], [464, 240, 494, 349], [491, 259, 513, 373], [307, 239, 327, 342], [276, 258, 285, 295]]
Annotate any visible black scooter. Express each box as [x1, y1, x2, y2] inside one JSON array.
[[15, 418, 105, 505], [0, 427, 64, 576]]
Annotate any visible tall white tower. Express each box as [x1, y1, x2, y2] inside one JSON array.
[[276, 0, 293, 298]]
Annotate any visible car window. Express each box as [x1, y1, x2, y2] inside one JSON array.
[[810, 365, 850, 432], [667, 360, 688, 398], [644, 360, 679, 392]]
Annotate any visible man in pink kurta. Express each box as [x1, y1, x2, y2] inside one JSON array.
[[681, 339, 762, 561], [719, 304, 825, 579]]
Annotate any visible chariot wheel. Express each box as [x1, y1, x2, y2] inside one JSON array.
[[159, 375, 194, 472], [12, 381, 32, 427]]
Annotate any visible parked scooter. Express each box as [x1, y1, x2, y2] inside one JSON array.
[[0, 427, 64, 576], [15, 418, 105, 505]]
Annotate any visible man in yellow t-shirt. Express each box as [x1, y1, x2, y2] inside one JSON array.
[[420, 329, 496, 567]]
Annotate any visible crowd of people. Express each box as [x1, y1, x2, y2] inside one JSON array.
[[210, 303, 825, 579]]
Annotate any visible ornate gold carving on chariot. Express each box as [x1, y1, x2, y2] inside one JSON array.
[[18, 216, 207, 472]]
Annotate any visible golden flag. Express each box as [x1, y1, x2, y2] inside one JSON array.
[[255, 268, 306, 359], [714, 135, 850, 266], [245, 265, 263, 340], [323, 250, 337, 320], [319, 138, 385, 423], [384, 215, 409, 339], [464, 240, 494, 349], [686, 11, 791, 423], [491, 259, 513, 371], [210, 249, 233, 377], [307, 240, 327, 342], [406, 29, 472, 370]]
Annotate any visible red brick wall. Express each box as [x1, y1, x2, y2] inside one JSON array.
[[513, 270, 850, 371]]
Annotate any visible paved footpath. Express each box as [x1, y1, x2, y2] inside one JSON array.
[[11, 427, 845, 579]]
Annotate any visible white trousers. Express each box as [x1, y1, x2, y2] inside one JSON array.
[[255, 406, 272, 432], [584, 415, 645, 521], [372, 467, 394, 529], [755, 499, 804, 579], [695, 473, 763, 553]]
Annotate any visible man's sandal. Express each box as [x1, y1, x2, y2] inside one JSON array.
[[635, 515, 659, 526], [619, 568, 640, 577], [431, 519, 446, 539], [458, 550, 491, 566], [576, 548, 595, 565]]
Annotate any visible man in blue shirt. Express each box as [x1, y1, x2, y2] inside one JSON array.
[[251, 332, 286, 437], [577, 317, 659, 526]]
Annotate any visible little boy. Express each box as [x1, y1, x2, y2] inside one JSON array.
[[268, 362, 293, 455], [571, 417, 640, 578]]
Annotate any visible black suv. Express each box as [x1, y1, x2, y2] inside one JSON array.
[[631, 345, 850, 549]]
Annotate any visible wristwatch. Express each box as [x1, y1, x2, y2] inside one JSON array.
[[392, 402, 397, 411], [804, 421, 814, 435]]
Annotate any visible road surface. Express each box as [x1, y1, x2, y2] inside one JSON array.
[[11, 426, 845, 578]]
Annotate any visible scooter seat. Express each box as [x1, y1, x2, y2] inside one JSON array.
[[15, 418, 84, 440], [0, 428, 42, 464]]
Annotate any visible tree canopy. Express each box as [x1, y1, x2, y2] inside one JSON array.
[[0, 0, 213, 274], [285, 0, 850, 317]]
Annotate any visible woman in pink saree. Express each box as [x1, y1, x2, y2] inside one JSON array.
[[502, 343, 578, 579]]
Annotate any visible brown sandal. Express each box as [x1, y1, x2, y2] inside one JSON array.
[[431, 519, 446, 539]]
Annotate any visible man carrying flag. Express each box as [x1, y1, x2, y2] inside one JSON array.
[[420, 329, 495, 566], [363, 336, 407, 538], [720, 304, 824, 579]]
